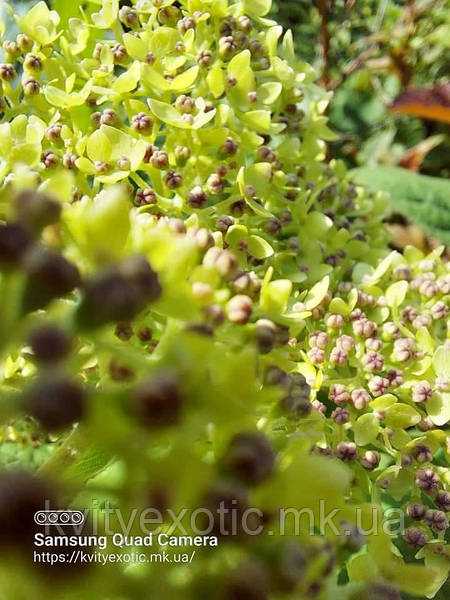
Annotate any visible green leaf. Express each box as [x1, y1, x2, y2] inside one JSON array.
[[258, 82, 282, 105], [303, 275, 329, 310], [427, 392, 450, 426], [353, 166, 450, 245], [247, 235, 274, 259], [433, 346, 450, 378], [354, 413, 379, 446], [260, 279, 292, 314], [112, 61, 140, 94], [385, 280, 408, 308], [243, 0, 271, 17], [385, 404, 421, 429]]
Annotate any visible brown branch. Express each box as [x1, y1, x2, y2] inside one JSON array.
[[316, 0, 331, 88]]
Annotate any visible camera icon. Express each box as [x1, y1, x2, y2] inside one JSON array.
[[34, 510, 85, 526]]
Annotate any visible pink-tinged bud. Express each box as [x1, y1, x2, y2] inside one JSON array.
[[307, 347, 325, 365], [226, 295, 252, 325], [412, 381, 432, 404], [351, 389, 371, 410], [325, 313, 344, 329], [424, 509, 448, 532], [386, 369, 404, 387], [312, 400, 326, 415], [431, 301, 448, 320], [417, 417, 434, 432], [392, 337, 415, 362], [332, 407, 350, 424], [394, 265, 412, 280], [401, 305, 419, 323], [412, 314, 432, 329], [336, 441, 357, 462], [402, 527, 428, 548], [308, 331, 329, 349], [329, 384, 350, 405], [436, 490, 450, 512], [336, 335, 354, 352], [407, 503, 426, 520], [411, 444, 432, 463], [420, 280, 438, 298], [361, 450, 380, 470], [362, 351, 384, 372], [353, 319, 377, 338], [415, 468, 440, 493], [368, 376, 389, 397], [330, 347, 348, 366], [349, 308, 365, 321], [437, 276, 450, 294], [382, 321, 400, 340], [365, 337, 382, 351]]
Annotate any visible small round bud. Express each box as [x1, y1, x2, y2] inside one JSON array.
[[330, 347, 348, 366], [174, 145, 191, 166], [415, 468, 440, 494], [45, 124, 62, 142], [186, 227, 214, 250], [435, 490, 450, 512], [362, 351, 384, 372], [329, 384, 350, 405], [115, 322, 133, 341], [135, 188, 156, 206], [412, 444, 432, 463], [222, 432, 275, 485], [361, 450, 380, 470], [307, 347, 325, 365], [14, 190, 61, 232], [351, 388, 371, 410], [412, 381, 432, 404], [100, 108, 117, 126], [23, 248, 80, 312], [402, 527, 428, 548], [16, 34, 33, 53], [24, 54, 42, 72], [41, 151, 59, 169], [112, 43, 128, 63], [216, 215, 234, 233], [132, 112, 153, 133], [177, 17, 196, 34], [119, 6, 138, 27], [332, 407, 350, 424], [116, 157, 130, 170], [407, 503, 426, 521], [220, 137, 239, 157], [26, 374, 85, 430], [368, 376, 389, 397], [386, 369, 404, 387], [187, 186, 207, 208], [164, 171, 183, 189], [309, 331, 329, 349], [23, 78, 40, 95], [150, 150, 169, 169], [353, 319, 377, 338], [197, 50, 212, 68], [0, 63, 16, 81], [134, 372, 182, 428], [219, 36, 237, 58], [424, 509, 448, 532], [175, 94, 195, 114], [264, 217, 281, 236], [207, 173, 224, 195], [336, 335, 354, 352], [226, 295, 252, 324], [28, 326, 70, 363], [336, 441, 357, 462], [325, 313, 344, 329], [237, 15, 252, 33], [0, 223, 32, 268]]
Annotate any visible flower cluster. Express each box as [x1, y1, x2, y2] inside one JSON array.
[[0, 1, 447, 600]]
